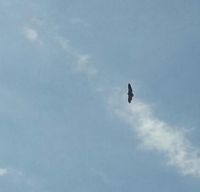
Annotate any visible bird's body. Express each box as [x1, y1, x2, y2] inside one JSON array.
[[128, 83, 134, 103]]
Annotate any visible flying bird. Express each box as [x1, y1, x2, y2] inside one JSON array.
[[128, 83, 134, 103]]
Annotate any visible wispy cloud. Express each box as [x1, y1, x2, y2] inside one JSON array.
[[70, 17, 90, 27], [56, 36, 97, 77], [0, 167, 24, 178], [90, 168, 110, 185], [0, 168, 8, 176], [23, 27, 43, 46], [76, 54, 97, 76], [1, 167, 46, 191], [23, 27, 38, 41], [109, 92, 200, 177]]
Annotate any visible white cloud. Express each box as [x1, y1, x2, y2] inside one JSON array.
[[109, 92, 200, 177], [0, 168, 8, 176]]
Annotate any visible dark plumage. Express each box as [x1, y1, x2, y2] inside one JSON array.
[[128, 83, 134, 103]]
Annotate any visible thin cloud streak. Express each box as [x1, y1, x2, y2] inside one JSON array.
[[109, 92, 200, 177], [24, 19, 97, 77], [56, 36, 97, 77]]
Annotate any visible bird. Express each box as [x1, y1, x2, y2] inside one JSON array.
[[128, 83, 134, 103]]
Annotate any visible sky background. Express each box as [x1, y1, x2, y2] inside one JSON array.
[[0, 0, 200, 191]]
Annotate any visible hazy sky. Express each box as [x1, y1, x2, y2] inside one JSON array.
[[0, 0, 200, 191]]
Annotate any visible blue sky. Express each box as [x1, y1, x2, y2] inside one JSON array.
[[0, 0, 200, 191]]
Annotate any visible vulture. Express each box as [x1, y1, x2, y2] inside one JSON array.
[[128, 83, 134, 103]]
